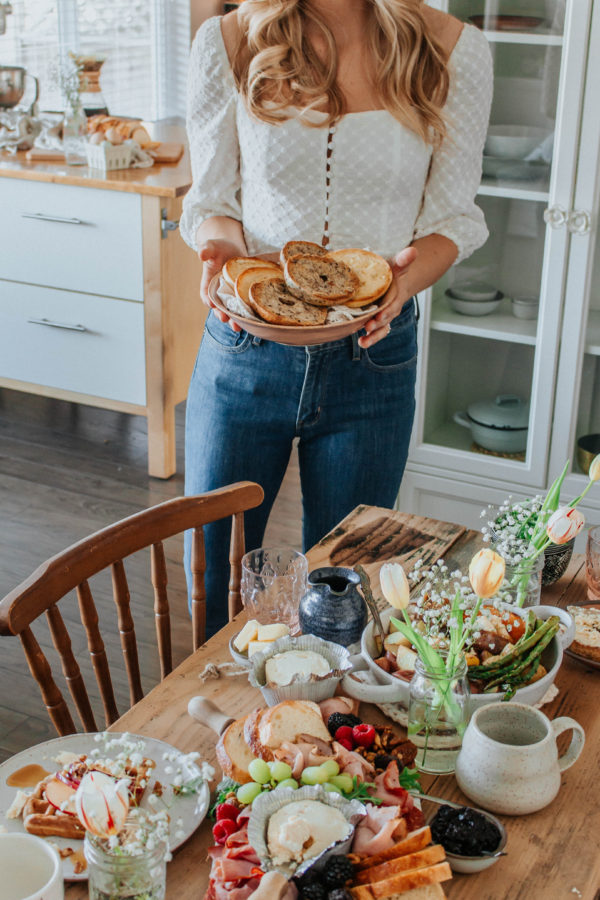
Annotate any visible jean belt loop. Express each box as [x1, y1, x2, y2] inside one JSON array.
[[351, 332, 362, 361], [414, 295, 420, 322], [252, 335, 263, 346]]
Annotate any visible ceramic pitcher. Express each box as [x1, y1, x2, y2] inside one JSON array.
[[455, 702, 585, 815], [298, 567, 367, 646]]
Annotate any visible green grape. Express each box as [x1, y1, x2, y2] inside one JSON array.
[[248, 758, 272, 785], [300, 765, 329, 785], [329, 774, 354, 793], [270, 761, 293, 783], [324, 783, 343, 795], [236, 781, 263, 805], [275, 778, 299, 791], [319, 759, 340, 778]]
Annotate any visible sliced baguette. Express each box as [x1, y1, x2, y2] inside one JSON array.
[[235, 265, 284, 305], [350, 861, 452, 899], [222, 257, 280, 288], [354, 846, 446, 885], [244, 708, 274, 761], [280, 240, 329, 266], [215, 715, 255, 784], [327, 248, 393, 307], [249, 278, 328, 326], [258, 700, 332, 750], [284, 255, 358, 305], [354, 827, 432, 871]]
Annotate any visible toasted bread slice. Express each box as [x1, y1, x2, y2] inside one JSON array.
[[280, 240, 329, 266], [222, 257, 280, 287], [244, 707, 274, 761], [249, 278, 328, 326], [216, 715, 255, 784], [258, 700, 332, 750], [327, 248, 393, 307], [366, 885, 447, 900], [235, 266, 283, 305], [354, 846, 446, 885], [350, 862, 452, 899], [354, 827, 432, 871], [284, 255, 358, 305]]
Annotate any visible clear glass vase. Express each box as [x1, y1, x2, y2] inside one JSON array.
[[500, 554, 544, 607], [407, 655, 470, 775], [63, 103, 87, 165], [84, 812, 167, 900]]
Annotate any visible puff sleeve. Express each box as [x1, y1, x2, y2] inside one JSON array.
[[413, 26, 493, 263], [180, 17, 242, 251]]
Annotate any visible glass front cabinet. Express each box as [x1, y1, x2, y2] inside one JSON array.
[[399, 0, 600, 542]]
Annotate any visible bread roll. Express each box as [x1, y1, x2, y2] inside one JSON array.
[[280, 240, 329, 266], [235, 265, 283, 303], [222, 257, 280, 288], [327, 248, 393, 307], [249, 278, 328, 326], [284, 255, 358, 306]]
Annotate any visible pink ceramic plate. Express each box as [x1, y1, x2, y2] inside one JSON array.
[[208, 275, 390, 347]]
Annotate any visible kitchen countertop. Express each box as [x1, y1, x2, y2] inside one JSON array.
[[0, 121, 192, 198]]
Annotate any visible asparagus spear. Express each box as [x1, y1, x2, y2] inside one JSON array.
[[467, 616, 558, 677], [483, 622, 558, 689]]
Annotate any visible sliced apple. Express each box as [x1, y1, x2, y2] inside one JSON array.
[[44, 775, 77, 815], [57, 769, 81, 790]]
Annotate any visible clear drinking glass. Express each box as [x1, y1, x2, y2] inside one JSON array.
[[586, 526, 600, 603], [241, 547, 308, 634]]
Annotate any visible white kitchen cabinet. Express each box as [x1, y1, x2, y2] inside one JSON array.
[[400, 0, 600, 531], [0, 125, 205, 478]]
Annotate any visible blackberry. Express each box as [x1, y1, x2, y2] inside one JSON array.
[[327, 712, 362, 736], [323, 855, 354, 889], [300, 884, 327, 900], [328, 890, 353, 900]]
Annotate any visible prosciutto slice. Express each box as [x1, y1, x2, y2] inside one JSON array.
[[351, 802, 408, 857], [332, 741, 375, 780]]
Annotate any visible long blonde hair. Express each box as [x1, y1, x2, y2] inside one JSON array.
[[232, 0, 449, 143]]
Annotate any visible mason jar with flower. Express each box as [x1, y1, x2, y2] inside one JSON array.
[[380, 549, 506, 774]]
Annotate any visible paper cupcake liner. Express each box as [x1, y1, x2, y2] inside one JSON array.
[[248, 634, 352, 706], [247, 784, 365, 878]]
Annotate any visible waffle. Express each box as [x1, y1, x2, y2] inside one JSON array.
[[20, 754, 156, 839]]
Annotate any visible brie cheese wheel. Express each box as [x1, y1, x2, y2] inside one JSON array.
[[267, 799, 350, 865], [265, 650, 331, 686]]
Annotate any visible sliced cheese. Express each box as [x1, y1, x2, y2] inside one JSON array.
[[257, 623, 290, 642], [233, 619, 261, 652]]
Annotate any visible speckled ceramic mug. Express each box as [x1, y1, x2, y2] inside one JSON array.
[[455, 702, 585, 815]]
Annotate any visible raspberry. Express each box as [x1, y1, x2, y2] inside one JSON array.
[[212, 818, 238, 844], [215, 802, 239, 822], [337, 737, 354, 752], [334, 725, 354, 745], [352, 723, 376, 748]]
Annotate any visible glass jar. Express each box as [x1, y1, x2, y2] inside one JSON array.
[[501, 554, 544, 607], [63, 102, 87, 165], [84, 814, 167, 900], [408, 655, 470, 775]]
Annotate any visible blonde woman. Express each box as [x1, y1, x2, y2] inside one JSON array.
[[180, 0, 492, 635]]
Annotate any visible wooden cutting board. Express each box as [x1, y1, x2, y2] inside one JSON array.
[[25, 141, 184, 164]]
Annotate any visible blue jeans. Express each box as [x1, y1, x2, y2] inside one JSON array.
[[184, 299, 418, 637]]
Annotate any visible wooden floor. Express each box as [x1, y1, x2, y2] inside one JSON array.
[[0, 388, 302, 763]]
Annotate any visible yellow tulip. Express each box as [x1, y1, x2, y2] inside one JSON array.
[[546, 506, 585, 544], [589, 454, 600, 483], [468, 548, 505, 599], [379, 562, 410, 610]]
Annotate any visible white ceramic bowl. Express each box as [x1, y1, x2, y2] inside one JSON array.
[[0, 833, 63, 900], [484, 125, 549, 159], [511, 296, 539, 320], [449, 282, 500, 302], [340, 603, 574, 707], [446, 291, 502, 317], [441, 809, 507, 874]]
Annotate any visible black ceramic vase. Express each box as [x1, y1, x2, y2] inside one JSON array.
[[298, 566, 367, 647], [542, 538, 575, 586]]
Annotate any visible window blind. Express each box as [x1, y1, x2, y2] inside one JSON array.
[[0, 0, 190, 120]]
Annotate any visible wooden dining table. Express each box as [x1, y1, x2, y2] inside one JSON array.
[[64, 505, 600, 900]]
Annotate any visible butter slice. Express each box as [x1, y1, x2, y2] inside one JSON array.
[[265, 650, 331, 686], [257, 623, 290, 642], [233, 619, 261, 652], [248, 640, 268, 658]]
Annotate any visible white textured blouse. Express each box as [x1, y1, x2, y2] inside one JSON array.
[[180, 16, 493, 264]]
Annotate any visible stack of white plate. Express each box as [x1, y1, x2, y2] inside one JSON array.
[[445, 282, 503, 316]]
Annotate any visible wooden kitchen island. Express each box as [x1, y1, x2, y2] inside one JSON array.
[[0, 122, 204, 478]]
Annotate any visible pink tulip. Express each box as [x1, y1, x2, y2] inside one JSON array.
[[546, 506, 585, 544], [468, 548, 505, 598], [75, 771, 130, 838]]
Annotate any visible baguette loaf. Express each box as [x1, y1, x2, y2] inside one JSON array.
[[222, 257, 280, 288], [327, 248, 393, 307], [249, 278, 328, 326], [280, 240, 329, 266], [215, 715, 255, 784], [350, 862, 452, 899], [284, 255, 358, 305]]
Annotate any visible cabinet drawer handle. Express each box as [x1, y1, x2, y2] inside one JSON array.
[[543, 204, 568, 229], [567, 209, 592, 235], [27, 317, 88, 332], [21, 212, 86, 226]]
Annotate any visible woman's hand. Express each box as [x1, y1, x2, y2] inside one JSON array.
[[358, 246, 419, 349], [198, 238, 245, 331]]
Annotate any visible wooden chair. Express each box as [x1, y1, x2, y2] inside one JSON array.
[[0, 482, 264, 737]]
